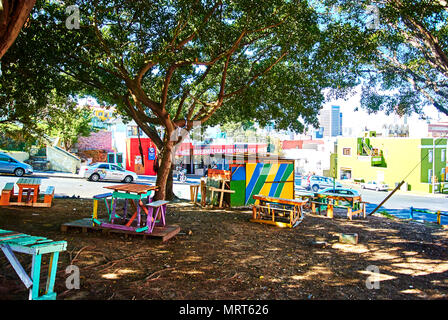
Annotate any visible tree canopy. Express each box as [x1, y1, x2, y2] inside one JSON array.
[[323, 0, 448, 116], [6, 0, 377, 198]]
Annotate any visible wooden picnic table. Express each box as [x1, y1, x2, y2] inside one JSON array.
[[311, 192, 366, 220], [64, 183, 179, 241], [16, 178, 42, 204], [251, 194, 308, 228], [94, 184, 163, 233]]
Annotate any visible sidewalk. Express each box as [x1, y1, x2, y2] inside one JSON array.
[[33, 171, 82, 179], [32, 171, 204, 181]]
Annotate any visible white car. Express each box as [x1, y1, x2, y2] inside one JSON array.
[[79, 163, 138, 183], [361, 181, 389, 191]]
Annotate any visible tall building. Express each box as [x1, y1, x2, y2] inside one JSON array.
[[319, 105, 342, 137]]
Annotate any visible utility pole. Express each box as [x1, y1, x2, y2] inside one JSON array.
[[432, 137, 436, 194]]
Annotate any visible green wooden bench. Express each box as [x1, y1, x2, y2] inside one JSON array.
[[0, 229, 67, 300]]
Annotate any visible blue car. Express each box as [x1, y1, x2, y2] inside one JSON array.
[[0, 152, 33, 177]]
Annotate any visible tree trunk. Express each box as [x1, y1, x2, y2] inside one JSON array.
[[0, 0, 36, 59], [154, 141, 175, 200]]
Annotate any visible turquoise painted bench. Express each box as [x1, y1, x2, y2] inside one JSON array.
[[0, 229, 67, 300], [44, 186, 55, 195]]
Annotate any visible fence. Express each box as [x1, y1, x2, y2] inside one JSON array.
[[409, 207, 448, 225]]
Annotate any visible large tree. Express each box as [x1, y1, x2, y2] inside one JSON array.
[[324, 0, 448, 116], [14, 0, 367, 199]]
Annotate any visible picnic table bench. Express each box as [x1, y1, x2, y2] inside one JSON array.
[[91, 184, 169, 234], [0, 229, 67, 300], [310, 192, 366, 220], [0, 179, 55, 207], [251, 195, 308, 228], [62, 183, 180, 241]]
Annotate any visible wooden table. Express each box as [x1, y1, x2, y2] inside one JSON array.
[[311, 192, 366, 220], [251, 195, 308, 228], [93, 184, 161, 233], [16, 178, 42, 204]]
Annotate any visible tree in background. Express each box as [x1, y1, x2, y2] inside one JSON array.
[[323, 0, 448, 116], [14, 0, 369, 199], [42, 96, 94, 151], [0, 91, 95, 152]]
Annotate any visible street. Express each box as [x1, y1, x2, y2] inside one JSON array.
[[0, 173, 446, 212]]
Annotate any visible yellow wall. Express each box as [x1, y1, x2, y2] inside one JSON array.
[[337, 138, 430, 192]]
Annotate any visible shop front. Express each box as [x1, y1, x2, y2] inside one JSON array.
[[174, 143, 268, 175]]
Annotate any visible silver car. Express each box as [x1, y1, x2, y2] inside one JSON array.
[[303, 175, 342, 192], [79, 162, 138, 183], [0, 152, 33, 177]]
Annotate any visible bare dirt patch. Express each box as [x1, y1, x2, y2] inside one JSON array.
[[1, 198, 448, 300]]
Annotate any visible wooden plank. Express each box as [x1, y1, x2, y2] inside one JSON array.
[[60, 218, 180, 242], [0, 231, 24, 238], [104, 184, 158, 194], [0, 244, 33, 289], [147, 200, 169, 207], [3, 182, 14, 191], [253, 194, 308, 206], [208, 187, 235, 193], [93, 192, 113, 199]]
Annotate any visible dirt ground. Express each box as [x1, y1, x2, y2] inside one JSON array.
[[1, 198, 448, 300]]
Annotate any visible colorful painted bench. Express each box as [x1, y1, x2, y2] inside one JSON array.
[[144, 200, 169, 233], [0, 229, 67, 300], [0, 182, 15, 205], [38, 185, 56, 207], [92, 192, 113, 226]]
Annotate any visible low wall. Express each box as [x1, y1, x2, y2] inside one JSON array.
[[46, 146, 81, 173]]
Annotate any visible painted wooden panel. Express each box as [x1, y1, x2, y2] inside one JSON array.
[[245, 162, 294, 206]]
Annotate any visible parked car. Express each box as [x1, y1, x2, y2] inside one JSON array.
[[0, 152, 33, 177], [318, 187, 360, 196], [79, 163, 138, 183], [361, 181, 389, 191], [302, 175, 342, 192]]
